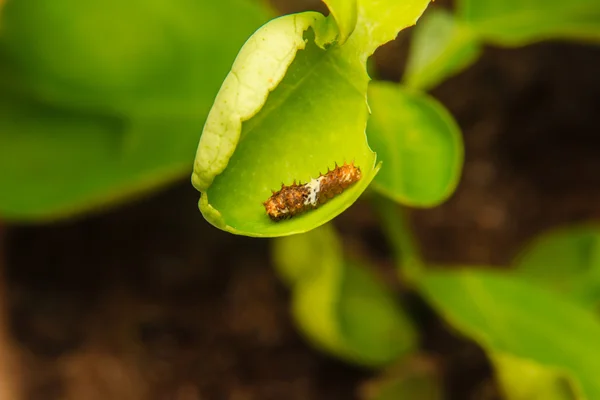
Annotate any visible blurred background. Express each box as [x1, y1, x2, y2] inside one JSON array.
[[1, 0, 599, 399]]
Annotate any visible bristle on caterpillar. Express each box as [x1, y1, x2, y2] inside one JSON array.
[[263, 162, 362, 222]]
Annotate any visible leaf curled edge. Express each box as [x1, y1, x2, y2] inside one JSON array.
[[191, 12, 324, 191], [318, 0, 358, 47]]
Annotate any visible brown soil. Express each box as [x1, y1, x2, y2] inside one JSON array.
[[3, 2, 600, 400]]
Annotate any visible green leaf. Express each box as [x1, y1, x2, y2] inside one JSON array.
[[272, 223, 418, 367], [367, 83, 463, 207], [353, 0, 432, 58], [314, 0, 358, 49], [192, 12, 326, 192], [492, 352, 581, 400], [0, 94, 202, 220], [319, 0, 358, 46], [456, 0, 600, 45], [0, 0, 271, 219], [193, 12, 378, 237], [404, 8, 482, 91], [418, 269, 600, 399], [192, 0, 432, 237], [513, 225, 600, 310], [0, 0, 271, 116]]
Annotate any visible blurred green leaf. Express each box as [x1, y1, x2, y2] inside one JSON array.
[[456, 0, 600, 45], [367, 82, 463, 207], [0, 93, 202, 220], [513, 225, 600, 310], [272, 223, 417, 366], [0, 0, 271, 220], [404, 8, 482, 91], [492, 351, 581, 400], [192, 0, 432, 237], [0, 0, 271, 116], [418, 269, 600, 399]]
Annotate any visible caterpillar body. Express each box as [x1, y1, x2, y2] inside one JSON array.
[[263, 162, 362, 222]]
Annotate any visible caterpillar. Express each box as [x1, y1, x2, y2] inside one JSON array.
[[263, 162, 362, 222]]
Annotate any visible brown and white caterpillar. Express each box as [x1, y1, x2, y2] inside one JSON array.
[[263, 162, 362, 221]]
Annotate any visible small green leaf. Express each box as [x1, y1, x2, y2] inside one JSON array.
[[272, 224, 418, 366], [513, 225, 600, 310], [367, 83, 463, 207], [404, 8, 482, 91], [418, 269, 600, 399], [492, 352, 581, 400], [456, 0, 600, 45]]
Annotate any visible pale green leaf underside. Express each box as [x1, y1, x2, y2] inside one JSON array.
[[418, 269, 600, 399], [367, 83, 463, 207], [492, 352, 581, 400], [513, 225, 600, 310], [273, 224, 417, 366], [457, 0, 600, 45], [404, 7, 482, 91]]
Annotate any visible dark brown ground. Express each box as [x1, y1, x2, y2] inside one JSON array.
[[3, 2, 600, 400]]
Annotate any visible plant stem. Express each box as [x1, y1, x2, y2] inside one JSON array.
[[371, 193, 424, 284], [0, 222, 21, 400]]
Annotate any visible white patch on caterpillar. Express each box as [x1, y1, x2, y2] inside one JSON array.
[[346, 170, 354, 181], [304, 176, 324, 207]]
